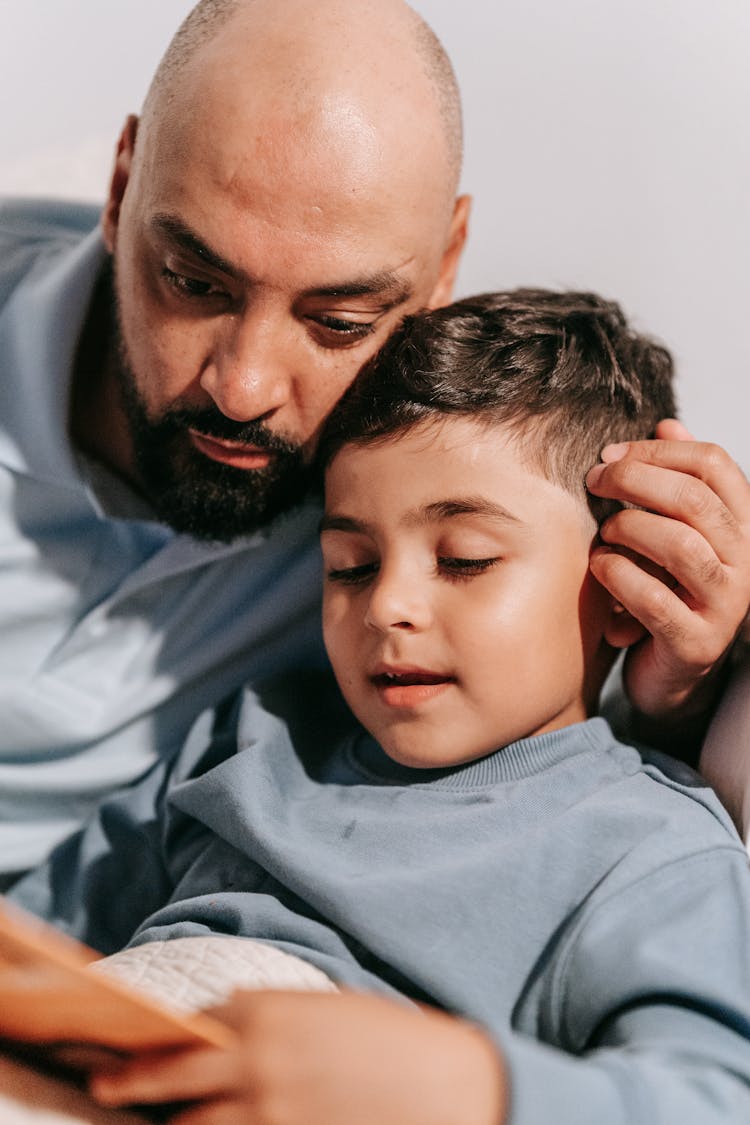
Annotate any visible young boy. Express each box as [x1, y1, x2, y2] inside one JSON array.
[[11, 291, 750, 1124]]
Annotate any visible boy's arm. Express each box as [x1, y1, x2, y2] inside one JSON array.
[[90, 992, 507, 1125], [87, 975, 750, 1125], [586, 419, 750, 754], [87, 843, 750, 1125]]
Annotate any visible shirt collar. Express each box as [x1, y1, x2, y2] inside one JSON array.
[[0, 223, 108, 486]]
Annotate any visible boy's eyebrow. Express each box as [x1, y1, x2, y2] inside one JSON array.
[[151, 214, 413, 304], [319, 514, 371, 535], [419, 498, 525, 526], [319, 496, 525, 536]]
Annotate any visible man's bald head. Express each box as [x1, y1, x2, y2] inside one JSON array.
[[96, 0, 470, 540], [141, 0, 463, 197]]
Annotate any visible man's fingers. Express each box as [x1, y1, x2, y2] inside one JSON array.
[[589, 440, 750, 528], [653, 418, 695, 442], [588, 459, 747, 565], [589, 431, 750, 726], [589, 548, 698, 653], [598, 509, 727, 606]]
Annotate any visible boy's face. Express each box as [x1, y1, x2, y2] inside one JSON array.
[[321, 417, 615, 768]]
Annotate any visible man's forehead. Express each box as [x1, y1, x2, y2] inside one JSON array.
[[137, 26, 456, 249], [142, 130, 448, 247]]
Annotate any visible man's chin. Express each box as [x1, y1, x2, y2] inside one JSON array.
[[111, 353, 311, 539], [142, 459, 312, 542]]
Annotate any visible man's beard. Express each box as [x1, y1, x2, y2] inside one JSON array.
[[113, 324, 312, 543]]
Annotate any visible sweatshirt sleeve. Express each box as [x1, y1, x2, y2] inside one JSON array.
[[499, 846, 750, 1124]]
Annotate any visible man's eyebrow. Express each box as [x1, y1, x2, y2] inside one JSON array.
[[307, 273, 414, 306], [151, 214, 413, 305], [319, 497, 525, 536], [151, 214, 239, 277]]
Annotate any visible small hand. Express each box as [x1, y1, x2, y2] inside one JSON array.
[[89, 989, 506, 1125], [586, 419, 750, 734]]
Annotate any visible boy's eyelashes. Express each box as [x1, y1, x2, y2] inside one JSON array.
[[440, 557, 500, 580], [326, 561, 380, 586], [325, 557, 501, 586]]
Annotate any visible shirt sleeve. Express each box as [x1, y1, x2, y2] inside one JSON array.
[[6, 697, 242, 955]]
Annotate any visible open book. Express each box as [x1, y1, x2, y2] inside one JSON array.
[[0, 899, 234, 1053]]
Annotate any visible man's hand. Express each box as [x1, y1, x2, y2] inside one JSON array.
[[586, 419, 750, 745], [89, 989, 507, 1125]]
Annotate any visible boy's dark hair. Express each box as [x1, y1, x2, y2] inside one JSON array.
[[317, 289, 676, 518]]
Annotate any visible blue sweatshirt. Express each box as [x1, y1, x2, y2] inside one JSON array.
[[13, 671, 750, 1124]]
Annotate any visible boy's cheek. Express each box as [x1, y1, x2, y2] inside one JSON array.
[[322, 602, 358, 666]]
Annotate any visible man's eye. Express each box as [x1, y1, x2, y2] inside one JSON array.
[[312, 315, 377, 344], [438, 557, 499, 580], [326, 561, 379, 585], [162, 267, 225, 299]]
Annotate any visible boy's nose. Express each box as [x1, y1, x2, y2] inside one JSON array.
[[364, 570, 432, 633]]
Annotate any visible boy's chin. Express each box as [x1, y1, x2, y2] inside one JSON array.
[[376, 728, 498, 771]]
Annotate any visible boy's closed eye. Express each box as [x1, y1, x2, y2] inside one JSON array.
[[325, 555, 501, 586], [326, 561, 380, 585]]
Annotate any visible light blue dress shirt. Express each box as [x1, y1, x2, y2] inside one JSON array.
[[0, 198, 326, 876]]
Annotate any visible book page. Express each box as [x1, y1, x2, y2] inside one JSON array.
[[0, 900, 234, 1053]]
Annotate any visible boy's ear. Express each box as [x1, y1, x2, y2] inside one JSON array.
[[602, 598, 649, 650]]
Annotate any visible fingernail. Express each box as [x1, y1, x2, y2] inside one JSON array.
[[601, 442, 629, 463], [586, 464, 605, 488]]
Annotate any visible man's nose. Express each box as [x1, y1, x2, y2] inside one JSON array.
[[364, 565, 433, 633], [200, 311, 293, 423]]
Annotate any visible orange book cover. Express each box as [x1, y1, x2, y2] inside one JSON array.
[[0, 899, 234, 1054]]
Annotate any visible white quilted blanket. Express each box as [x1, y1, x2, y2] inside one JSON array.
[[0, 937, 336, 1124], [93, 935, 337, 1012]]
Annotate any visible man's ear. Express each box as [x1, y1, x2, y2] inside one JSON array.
[[102, 115, 139, 253], [427, 194, 471, 309], [603, 597, 650, 650]]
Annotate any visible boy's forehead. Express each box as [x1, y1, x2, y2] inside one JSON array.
[[323, 416, 597, 534], [326, 415, 538, 485]]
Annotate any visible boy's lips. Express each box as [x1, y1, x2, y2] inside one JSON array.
[[370, 666, 456, 708], [188, 430, 274, 469]]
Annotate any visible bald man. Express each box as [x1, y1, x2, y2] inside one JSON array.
[[0, 0, 748, 884], [0, 0, 468, 881]]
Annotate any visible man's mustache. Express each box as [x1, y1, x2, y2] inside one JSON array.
[[160, 407, 302, 456]]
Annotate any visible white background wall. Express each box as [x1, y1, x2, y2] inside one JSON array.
[[1, 1, 747, 469]]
